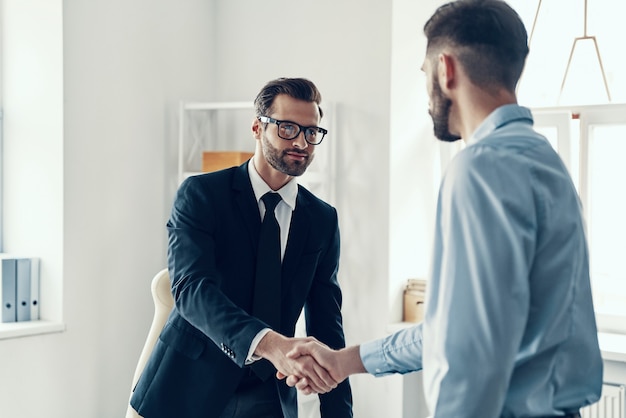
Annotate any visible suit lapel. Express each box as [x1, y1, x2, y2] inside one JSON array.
[[233, 162, 261, 252]]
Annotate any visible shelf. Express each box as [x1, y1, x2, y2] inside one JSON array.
[[177, 101, 256, 185], [0, 320, 65, 340], [176, 100, 337, 204]]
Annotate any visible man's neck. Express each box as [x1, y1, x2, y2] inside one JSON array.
[[252, 154, 293, 191], [456, 85, 517, 141]]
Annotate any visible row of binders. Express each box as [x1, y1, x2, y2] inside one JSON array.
[[0, 255, 40, 323]]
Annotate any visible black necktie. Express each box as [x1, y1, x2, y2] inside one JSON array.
[[251, 192, 282, 381]]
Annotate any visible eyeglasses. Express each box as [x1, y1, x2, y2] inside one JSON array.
[[258, 116, 327, 145]]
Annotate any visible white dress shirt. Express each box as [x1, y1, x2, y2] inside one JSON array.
[[245, 159, 298, 363]]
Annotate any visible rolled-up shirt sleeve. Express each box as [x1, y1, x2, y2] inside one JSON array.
[[360, 323, 424, 377]]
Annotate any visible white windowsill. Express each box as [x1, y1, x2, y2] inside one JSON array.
[[388, 323, 626, 364], [0, 320, 66, 340], [597, 332, 626, 363]]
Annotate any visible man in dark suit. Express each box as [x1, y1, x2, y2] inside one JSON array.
[[130, 77, 353, 418]]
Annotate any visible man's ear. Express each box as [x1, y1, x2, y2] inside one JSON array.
[[252, 117, 262, 140], [438, 53, 456, 91]]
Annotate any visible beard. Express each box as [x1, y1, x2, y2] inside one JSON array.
[[429, 78, 462, 142], [261, 133, 314, 176]]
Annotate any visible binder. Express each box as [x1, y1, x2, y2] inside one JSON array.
[[16, 257, 40, 322], [16, 258, 31, 321], [28, 258, 40, 320], [1, 257, 17, 323]]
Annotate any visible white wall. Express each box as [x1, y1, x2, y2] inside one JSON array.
[[389, 0, 444, 324], [1, 0, 64, 322], [0, 1, 216, 417], [1, 1, 67, 416]]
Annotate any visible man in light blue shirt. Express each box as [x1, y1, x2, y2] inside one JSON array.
[[280, 1, 603, 416]]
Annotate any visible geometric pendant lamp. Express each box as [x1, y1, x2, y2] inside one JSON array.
[[528, 0, 612, 104]]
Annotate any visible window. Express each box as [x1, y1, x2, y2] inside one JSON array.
[[534, 105, 626, 333], [437, 104, 626, 334], [507, 0, 626, 334]]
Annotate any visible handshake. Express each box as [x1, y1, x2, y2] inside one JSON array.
[[254, 331, 364, 395]]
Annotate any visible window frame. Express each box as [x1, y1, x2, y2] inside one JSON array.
[[438, 103, 626, 335], [579, 105, 626, 334]]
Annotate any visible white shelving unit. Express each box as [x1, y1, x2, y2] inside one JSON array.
[[177, 100, 337, 204], [177, 101, 254, 184]]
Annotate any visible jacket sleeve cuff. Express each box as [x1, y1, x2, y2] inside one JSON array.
[[245, 328, 272, 365]]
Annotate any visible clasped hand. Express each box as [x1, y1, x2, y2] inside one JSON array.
[[278, 337, 348, 395], [255, 331, 347, 395]]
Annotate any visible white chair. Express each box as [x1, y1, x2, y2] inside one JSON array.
[[125, 268, 174, 418]]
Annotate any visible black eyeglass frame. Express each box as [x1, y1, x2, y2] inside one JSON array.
[[257, 116, 328, 145]]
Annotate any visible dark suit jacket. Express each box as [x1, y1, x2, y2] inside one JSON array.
[[130, 162, 353, 418]]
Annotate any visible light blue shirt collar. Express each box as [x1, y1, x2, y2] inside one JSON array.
[[467, 104, 534, 145]]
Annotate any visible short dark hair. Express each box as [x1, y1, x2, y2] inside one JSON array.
[[424, 0, 529, 92], [254, 77, 324, 119]]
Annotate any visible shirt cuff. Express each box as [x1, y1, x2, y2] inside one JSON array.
[[360, 339, 393, 376], [245, 328, 272, 365], [359, 323, 424, 377]]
